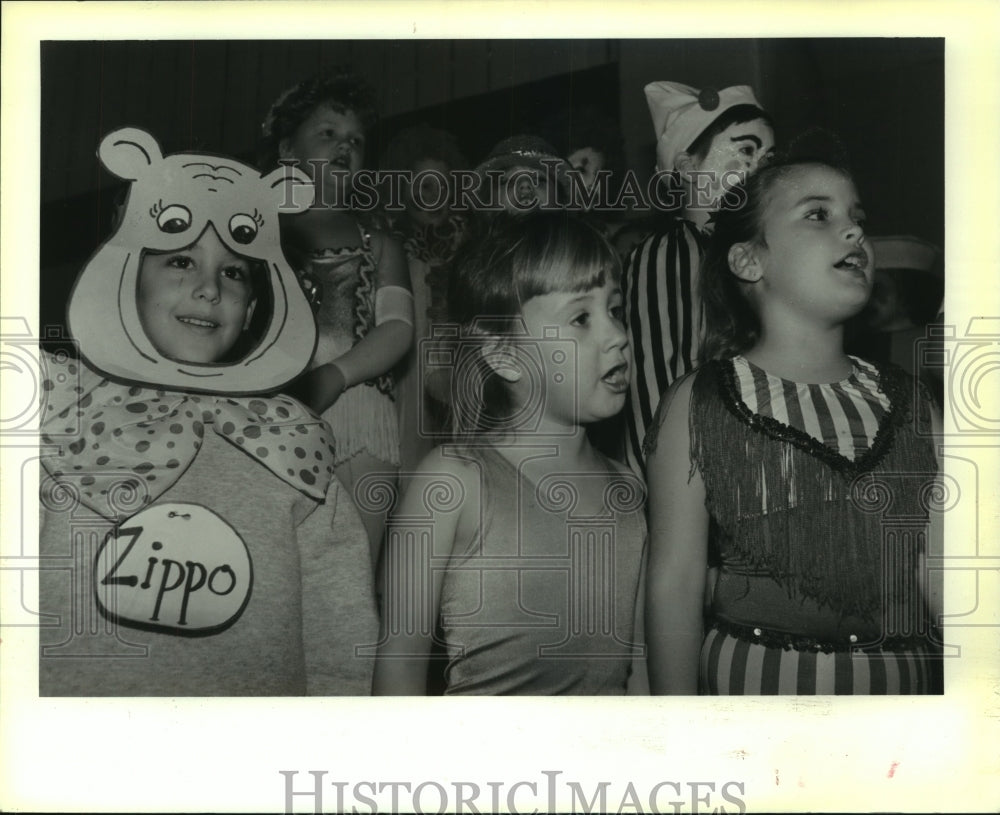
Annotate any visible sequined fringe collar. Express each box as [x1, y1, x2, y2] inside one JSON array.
[[710, 357, 912, 481]]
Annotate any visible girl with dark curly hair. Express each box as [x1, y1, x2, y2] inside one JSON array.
[[261, 69, 414, 567]]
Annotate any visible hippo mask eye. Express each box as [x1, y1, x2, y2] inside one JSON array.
[[229, 213, 259, 245], [156, 204, 192, 234]]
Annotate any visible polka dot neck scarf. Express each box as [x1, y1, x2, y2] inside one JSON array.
[[39, 352, 337, 513]]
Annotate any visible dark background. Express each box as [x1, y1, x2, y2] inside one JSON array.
[[40, 38, 944, 332]]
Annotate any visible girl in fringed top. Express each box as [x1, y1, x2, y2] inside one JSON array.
[[260, 69, 414, 567], [644, 144, 944, 695]]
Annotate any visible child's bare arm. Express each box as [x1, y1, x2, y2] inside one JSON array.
[[305, 232, 414, 413], [372, 448, 473, 695], [626, 539, 651, 695], [644, 374, 710, 695]]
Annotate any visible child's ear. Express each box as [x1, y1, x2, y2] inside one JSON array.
[[675, 152, 696, 174], [480, 339, 522, 383], [278, 139, 295, 161], [729, 242, 763, 283]]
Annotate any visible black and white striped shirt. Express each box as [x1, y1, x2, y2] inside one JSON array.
[[622, 219, 708, 476]]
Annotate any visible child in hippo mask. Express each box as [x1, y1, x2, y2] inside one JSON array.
[[38, 127, 377, 696]]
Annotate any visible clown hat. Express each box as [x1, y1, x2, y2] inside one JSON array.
[[645, 81, 765, 172]]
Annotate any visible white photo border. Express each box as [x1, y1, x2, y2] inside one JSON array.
[[2, 2, 998, 813]]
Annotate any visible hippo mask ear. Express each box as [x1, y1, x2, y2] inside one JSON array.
[[264, 164, 316, 214], [98, 127, 164, 181]]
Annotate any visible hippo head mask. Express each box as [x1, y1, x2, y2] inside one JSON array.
[[67, 127, 316, 394]]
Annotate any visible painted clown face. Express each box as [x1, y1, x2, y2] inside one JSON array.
[[682, 118, 775, 209], [68, 127, 317, 394]]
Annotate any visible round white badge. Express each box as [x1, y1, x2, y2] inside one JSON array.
[[93, 502, 253, 636]]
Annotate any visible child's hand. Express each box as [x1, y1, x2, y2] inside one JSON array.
[[310, 363, 347, 413], [288, 363, 347, 414]]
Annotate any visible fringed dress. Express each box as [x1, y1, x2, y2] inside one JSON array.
[[297, 223, 399, 467], [685, 355, 942, 695]]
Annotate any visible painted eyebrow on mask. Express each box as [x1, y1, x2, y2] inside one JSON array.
[[729, 133, 764, 150], [730, 134, 764, 148]]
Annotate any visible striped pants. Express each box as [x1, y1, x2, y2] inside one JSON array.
[[700, 627, 943, 695]]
